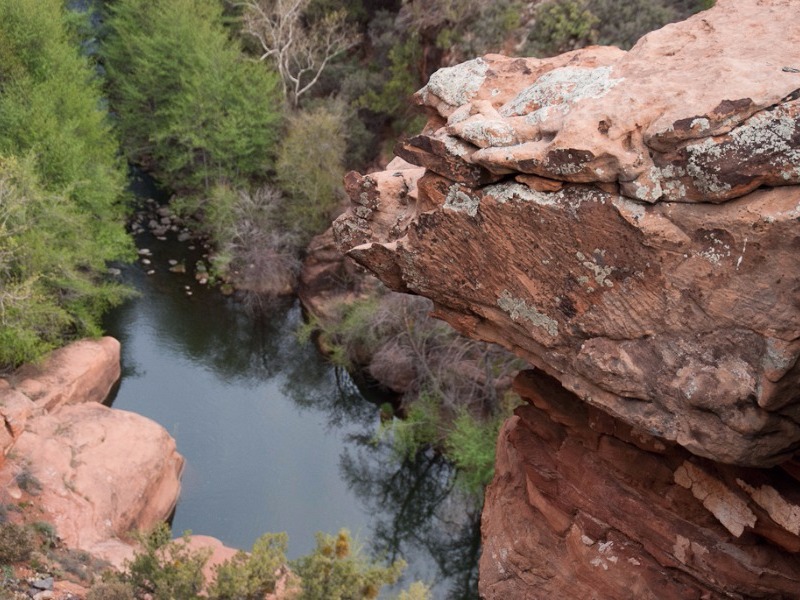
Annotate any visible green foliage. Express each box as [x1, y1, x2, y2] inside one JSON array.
[[527, 0, 711, 55], [94, 525, 424, 600], [0, 523, 35, 564], [397, 582, 432, 600], [290, 530, 405, 600], [588, 0, 676, 49], [103, 0, 284, 193], [275, 102, 348, 240], [208, 533, 288, 599], [125, 524, 210, 599], [388, 392, 443, 460], [0, 0, 133, 370], [0, 157, 131, 370], [445, 410, 502, 494], [527, 0, 599, 56], [358, 34, 424, 132], [313, 295, 384, 368]]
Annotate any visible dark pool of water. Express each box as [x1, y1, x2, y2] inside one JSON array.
[[103, 195, 480, 598]]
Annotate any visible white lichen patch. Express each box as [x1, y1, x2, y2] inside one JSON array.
[[500, 66, 623, 118], [696, 232, 731, 265], [459, 119, 517, 148], [736, 479, 800, 535], [674, 461, 756, 537], [576, 250, 614, 288], [486, 181, 558, 206], [684, 104, 800, 194], [423, 57, 488, 108], [442, 134, 474, 159], [497, 289, 559, 337], [612, 195, 646, 221], [443, 184, 480, 217]]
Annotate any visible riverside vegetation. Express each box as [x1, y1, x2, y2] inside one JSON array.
[[0, 0, 714, 597]]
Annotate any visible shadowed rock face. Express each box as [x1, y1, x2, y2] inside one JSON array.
[[480, 370, 800, 600], [334, 0, 800, 468]]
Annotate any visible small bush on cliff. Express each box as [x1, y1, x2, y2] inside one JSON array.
[[208, 532, 288, 600], [85, 581, 135, 600], [0, 523, 35, 564], [101, 524, 427, 600], [291, 529, 405, 600], [125, 524, 210, 599]]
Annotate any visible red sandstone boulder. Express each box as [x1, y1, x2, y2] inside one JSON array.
[[0, 338, 184, 569], [0, 402, 184, 567], [334, 1, 800, 596], [8, 336, 121, 411], [334, 0, 800, 467]]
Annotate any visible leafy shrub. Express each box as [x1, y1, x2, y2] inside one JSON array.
[[100, 524, 425, 600], [85, 581, 136, 600], [0, 0, 133, 370], [290, 529, 405, 600], [445, 410, 503, 494], [275, 101, 349, 241], [525, 0, 598, 56], [125, 524, 210, 599], [0, 523, 35, 564], [208, 533, 288, 600]]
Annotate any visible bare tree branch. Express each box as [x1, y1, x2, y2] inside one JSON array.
[[240, 0, 360, 107]]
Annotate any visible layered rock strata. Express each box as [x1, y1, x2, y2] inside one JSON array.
[[333, 0, 800, 596], [481, 369, 800, 599], [0, 338, 184, 567], [334, 0, 800, 468]]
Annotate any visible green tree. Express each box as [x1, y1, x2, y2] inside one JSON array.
[[103, 0, 284, 193], [275, 102, 348, 241], [0, 0, 133, 370]]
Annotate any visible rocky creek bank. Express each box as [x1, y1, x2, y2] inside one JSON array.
[[0, 338, 247, 598]]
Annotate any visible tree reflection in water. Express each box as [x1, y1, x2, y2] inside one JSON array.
[[281, 352, 482, 600], [341, 432, 482, 600]]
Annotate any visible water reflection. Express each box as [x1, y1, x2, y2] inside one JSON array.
[[104, 233, 480, 598], [342, 437, 482, 599]]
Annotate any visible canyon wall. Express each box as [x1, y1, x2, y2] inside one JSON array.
[[334, 0, 800, 597]]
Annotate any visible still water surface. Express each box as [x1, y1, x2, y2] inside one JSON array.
[[103, 231, 480, 598]]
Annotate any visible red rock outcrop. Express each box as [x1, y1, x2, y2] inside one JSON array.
[[0, 338, 184, 568], [333, 0, 800, 597], [334, 0, 800, 469], [481, 370, 800, 599]]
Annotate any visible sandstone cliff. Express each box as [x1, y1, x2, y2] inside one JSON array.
[[333, 0, 800, 597], [0, 338, 184, 568]]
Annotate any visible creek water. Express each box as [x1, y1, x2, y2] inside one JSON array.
[[102, 186, 481, 599]]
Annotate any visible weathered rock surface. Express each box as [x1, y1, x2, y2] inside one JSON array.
[[0, 338, 184, 568], [481, 370, 800, 600], [8, 337, 121, 411], [334, 0, 800, 467]]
